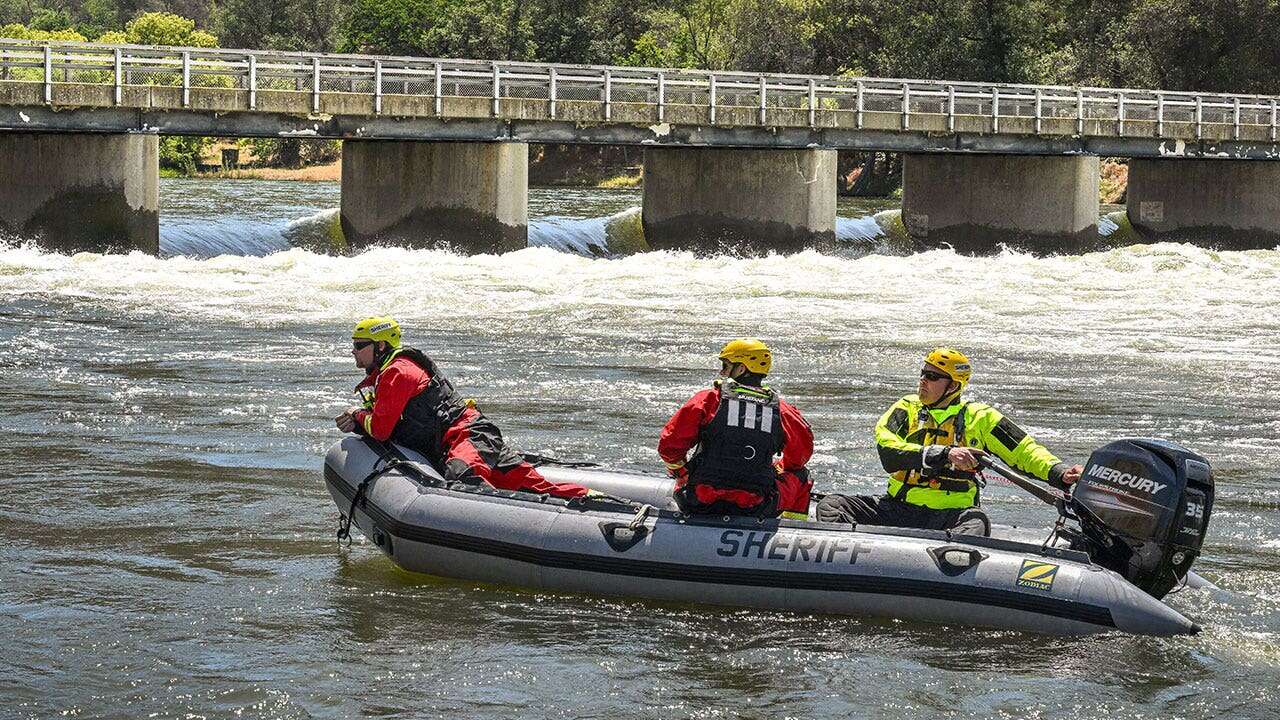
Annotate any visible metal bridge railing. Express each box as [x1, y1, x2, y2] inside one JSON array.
[[1, 39, 1278, 143]]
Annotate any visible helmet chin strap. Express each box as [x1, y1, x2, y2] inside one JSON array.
[[373, 342, 395, 370], [928, 382, 963, 408]]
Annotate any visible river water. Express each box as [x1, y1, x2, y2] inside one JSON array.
[[2, 180, 1278, 719]]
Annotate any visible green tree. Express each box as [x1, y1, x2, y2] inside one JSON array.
[[621, 0, 734, 69], [0, 21, 87, 41], [159, 135, 210, 174], [106, 2, 216, 29], [215, 0, 349, 52], [722, 0, 817, 73], [620, 0, 817, 73], [421, 0, 535, 60], [27, 5, 70, 30], [241, 137, 340, 168], [115, 10, 217, 46], [887, 1, 1066, 82], [0, 1, 30, 26], [1109, 0, 1280, 93], [341, 0, 534, 59], [341, 0, 444, 55], [74, 0, 125, 40], [529, 0, 656, 65], [0, 1, 218, 38], [809, 0, 878, 75]]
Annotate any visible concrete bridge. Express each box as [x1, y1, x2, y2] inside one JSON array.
[[2, 40, 1279, 254]]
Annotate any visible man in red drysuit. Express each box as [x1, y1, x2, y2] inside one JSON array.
[[658, 339, 814, 519], [335, 316, 588, 500]]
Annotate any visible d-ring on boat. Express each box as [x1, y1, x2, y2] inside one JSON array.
[[322, 436, 1214, 636]]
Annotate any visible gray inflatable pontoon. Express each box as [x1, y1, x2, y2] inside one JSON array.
[[323, 437, 1205, 637]]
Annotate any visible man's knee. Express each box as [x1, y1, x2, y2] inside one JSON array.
[[951, 508, 991, 536], [444, 429, 499, 482], [815, 493, 879, 524], [460, 420, 506, 467], [444, 456, 487, 486], [814, 494, 847, 523]]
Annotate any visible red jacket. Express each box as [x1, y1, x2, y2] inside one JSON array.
[[352, 355, 587, 499], [658, 386, 814, 514], [352, 355, 430, 442]]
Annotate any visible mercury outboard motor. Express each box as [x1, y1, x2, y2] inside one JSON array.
[[1068, 438, 1213, 599]]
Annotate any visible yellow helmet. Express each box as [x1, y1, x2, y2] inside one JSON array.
[[352, 316, 402, 349], [925, 347, 971, 386], [719, 338, 772, 375]]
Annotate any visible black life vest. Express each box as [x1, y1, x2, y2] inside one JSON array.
[[687, 379, 786, 496], [376, 348, 470, 467]]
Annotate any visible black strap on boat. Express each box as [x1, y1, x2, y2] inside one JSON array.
[[521, 452, 602, 469], [336, 460, 404, 544], [363, 437, 446, 488]]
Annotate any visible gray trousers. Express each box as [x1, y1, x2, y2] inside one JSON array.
[[814, 493, 991, 536]]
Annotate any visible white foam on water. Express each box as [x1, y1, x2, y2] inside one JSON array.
[[5, 239, 1279, 367]]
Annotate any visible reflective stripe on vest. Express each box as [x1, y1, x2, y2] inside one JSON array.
[[688, 379, 784, 496], [726, 396, 776, 433]]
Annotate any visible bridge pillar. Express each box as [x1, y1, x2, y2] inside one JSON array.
[[340, 140, 527, 253], [902, 154, 1099, 253], [642, 147, 836, 252], [1127, 159, 1280, 247], [0, 133, 158, 254]]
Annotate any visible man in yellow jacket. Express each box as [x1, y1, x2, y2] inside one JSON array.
[[816, 347, 1082, 535]]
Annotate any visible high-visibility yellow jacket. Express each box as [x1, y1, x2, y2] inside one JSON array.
[[875, 394, 1066, 510]]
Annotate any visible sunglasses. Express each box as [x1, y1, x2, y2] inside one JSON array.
[[353, 340, 374, 351], [920, 370, 951, 382]]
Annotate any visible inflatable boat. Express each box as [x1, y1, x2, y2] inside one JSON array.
[[322, 436, 1214, 637]]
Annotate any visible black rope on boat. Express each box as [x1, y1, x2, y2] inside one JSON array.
[[336, 460, 404, 544], [521, 452, 601, 469]]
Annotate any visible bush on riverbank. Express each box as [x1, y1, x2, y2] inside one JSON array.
[[0, 11, 216, 46], [239, 139, 342, 169], [1100, 160, 1128, 204], [529, 145, 641, 188], [159, 137, 215, 175]]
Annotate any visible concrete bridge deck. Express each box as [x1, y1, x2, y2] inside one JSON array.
[[2, 40, 1279, 255], [1, 40, 1279, 158]]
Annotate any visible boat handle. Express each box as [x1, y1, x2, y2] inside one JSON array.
[[929, 545, 988, 575], [599, 520, 650, 552]]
